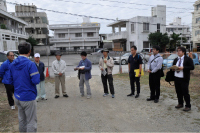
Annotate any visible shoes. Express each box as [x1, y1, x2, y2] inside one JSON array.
[[87, 95, 91, 99], [36, 99, 39, 102], [103, 93, 109, 97], [41, 98, 47, 100], [183, 107, 191, 112], [127, 93, 134, 97], [135, 94, 139, 98], [146, 98, 154, 101], [154, 99, 159, 103], [175, 104, 183, 109], [11, 106, 15, 110], [63, 94, 69, 98], [55, 95, 59, 98], [112, 94, 115, 98]]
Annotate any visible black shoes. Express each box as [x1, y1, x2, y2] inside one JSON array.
[[135, 94, 139, 98], [146, 98, 154, 101], [127, 93, 134, 97], [154, 99, 159, 103], [63, 94, 69, 98], [55, 95, 59, 99]]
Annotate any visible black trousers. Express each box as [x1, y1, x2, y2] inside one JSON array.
[[129, 73, 140, 94], [4, 84, 14, 106], [174, 77, 191, 108], [101, 74, 115, 94], [149, 70, 161, 99]]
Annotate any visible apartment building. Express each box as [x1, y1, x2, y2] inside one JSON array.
[[49, 18, 100, 51], [192, 0, 200, 51], [107, 5, 166, 51], [0, 0, 28, 51], [12, 4, 49, 44]]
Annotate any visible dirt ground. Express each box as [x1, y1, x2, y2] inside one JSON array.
[[1, 75, 200, 132]]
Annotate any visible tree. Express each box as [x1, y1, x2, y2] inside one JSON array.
[[0, 24, 7, 29], [148, 32, 169, 52], [169, 33, 180, 50], [26, 36, 38, 46]]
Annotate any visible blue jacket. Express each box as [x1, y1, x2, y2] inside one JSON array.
[[77, 58, 92, 80], [35, 61, 45, 81], [0, 59, 12, 84], [9, 56, 40, 101]]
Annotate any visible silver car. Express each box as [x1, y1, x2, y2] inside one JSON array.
[[113, 53, 131, 65]]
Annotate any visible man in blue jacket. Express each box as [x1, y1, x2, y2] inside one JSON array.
[[0, 51, 15, 109], [74, 51, 92, 99], [34, 53, 47, 102], [8, 42, 40, 132]]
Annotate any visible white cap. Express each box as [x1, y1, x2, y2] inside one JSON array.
[[34, 53, 40, 58]]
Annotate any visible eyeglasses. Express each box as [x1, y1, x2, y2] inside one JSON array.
[[9, 55, 14, 57]]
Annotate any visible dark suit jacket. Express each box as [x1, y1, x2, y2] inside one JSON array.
[[172, 55, 194, 82]]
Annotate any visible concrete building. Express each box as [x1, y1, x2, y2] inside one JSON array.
[[167, 17, 191, 48], [13, 4, 49, 44], [0, 0, 28, 51], [192, 0, 200, 51], [49, 18, 100, 51], [107, 5, 166, 51]]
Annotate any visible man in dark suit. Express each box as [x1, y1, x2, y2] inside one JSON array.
[[171, 47, 194, 111]]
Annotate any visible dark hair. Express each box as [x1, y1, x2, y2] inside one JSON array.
[[152, 45, 160, 52], [18, 42, 31, 54], [177, 47, 186, 55], [7, 51, 13, 56], [131, 45, 137, 50], [80, 51, 87, 57]]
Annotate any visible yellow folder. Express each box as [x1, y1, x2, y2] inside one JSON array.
[[134, 69, 144, 77]]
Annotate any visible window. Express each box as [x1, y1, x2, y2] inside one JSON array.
[[75, 33, 82, 37], [195, 30, 200, 36], [130, 42, 134, 49], [178, 28, 182, 30], [131, 24, 134, 32], [58, 33, 65, 38], [143, 23, 149, 32], [196, 17, 200, 23], [197, 4, 200, 11], [87, 32, 94, 37], [143, 41, 149, 48], [157, 24, 160, 32]]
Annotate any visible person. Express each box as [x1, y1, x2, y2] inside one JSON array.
[[147, 46, 163, 103], [171, 47, 194, 111], [52, 51, 68, 98], [99, 48, 115, 98], [8, 42, 40, 132], [74, 51, 92, 99], [0, 51, 15, 109], [34, 53, 47, 102], [127, 46, 143, 98]]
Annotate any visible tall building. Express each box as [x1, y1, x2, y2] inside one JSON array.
[[166, 17, 191, 46], [192, 0, 200, 51], [49, 18, 100, 51], [0, 0, 28, 51], [13, 4, 49, 44], [107, 5, 166, 51]]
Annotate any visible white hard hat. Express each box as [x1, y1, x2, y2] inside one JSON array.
[[34, 53, 40, 58]]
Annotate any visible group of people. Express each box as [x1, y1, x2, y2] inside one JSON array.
[[0, 41, 194, 132]]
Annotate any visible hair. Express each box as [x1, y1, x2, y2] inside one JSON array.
[[131, 45, 137, 50], [152, 45, 160, 52], [80, 51, 87, 57], [18, 42, 31, 54], [7, 51, 13, 56], [177, 47, 187, 55]]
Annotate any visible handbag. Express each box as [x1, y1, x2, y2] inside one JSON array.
[[165, 70, 175, 86]]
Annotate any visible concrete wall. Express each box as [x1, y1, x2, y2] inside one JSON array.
[[34, 46, 50, 56]]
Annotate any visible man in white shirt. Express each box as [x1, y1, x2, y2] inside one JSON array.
[[52, 52, 68, 98]]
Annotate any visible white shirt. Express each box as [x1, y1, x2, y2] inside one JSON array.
[[175, 55, 184, 78]]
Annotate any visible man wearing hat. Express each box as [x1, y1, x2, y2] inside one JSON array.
[[52, 52, 68, 98], [99, 48, 115, 98], [34, 53, 47, 102]]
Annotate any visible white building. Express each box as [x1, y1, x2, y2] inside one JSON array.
[[0, 0, 28, 51], [166, 17, 191, 44], [192, 0, 200, 51], [12, 4, 49, 44], [49, 18, 100, 51], [107, 5, 166, 51]]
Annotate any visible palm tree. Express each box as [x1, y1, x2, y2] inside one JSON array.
[[169, 33, 180, 50]]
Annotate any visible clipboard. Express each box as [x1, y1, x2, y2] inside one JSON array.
[[134, 69, 144, 77]]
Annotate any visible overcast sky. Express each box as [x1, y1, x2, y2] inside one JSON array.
[[7, 0, 197, 35]]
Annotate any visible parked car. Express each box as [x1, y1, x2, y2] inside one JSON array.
[[0, 52, 7, 66], [90, 49, 103, 55], [141, 48, 152, 53], [113, 53, 131, 65], [192, 53, 200, 65]]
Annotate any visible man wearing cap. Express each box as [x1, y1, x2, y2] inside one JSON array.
[[34, 53, 47, 102], [52, 52, 68, 98], [99, 48, 115, 98]]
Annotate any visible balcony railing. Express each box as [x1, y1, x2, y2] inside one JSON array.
[[107, 31, 128, 40], [50, 37, 100, 42], [0, 29, 29, 39], [49, 23, 100, 29], [26, 23, 48, 28]]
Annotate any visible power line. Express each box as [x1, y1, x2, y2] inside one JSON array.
[[157, 0, 194, 3]]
